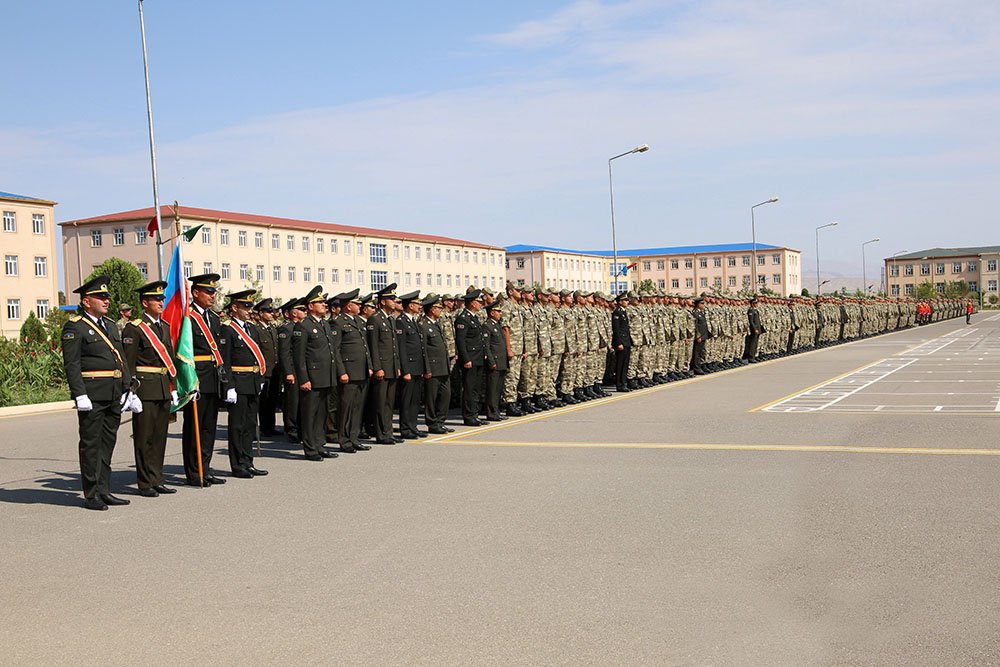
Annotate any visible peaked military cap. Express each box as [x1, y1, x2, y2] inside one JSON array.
[[615, 292, 629, 302], [280, 297, 299, 312], [303, 285, 326, 304], [339, 288, 361, 304], [360, 292, 376, 307], [226, 289, 257, 307], [189, 273, 221, 291], [378, 283, 398, 299], [485, 299, 502, 312], [74, 274, 112, 298], [421, 293, 444, 308], [136, 281, 167, 299], [464, 288, 483, 302], [253, 297, 275, 312], [399, 290, 420, 306]]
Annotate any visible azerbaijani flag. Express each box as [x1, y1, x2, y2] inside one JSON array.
[[163, 240, 198, 412]]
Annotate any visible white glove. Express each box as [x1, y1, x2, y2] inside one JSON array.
[[75, 395, 93, 412], [129, 395, 144, 414], [170, 390, 179, 407], [120, 392, 130, 407], [226, 388, 237, 404]]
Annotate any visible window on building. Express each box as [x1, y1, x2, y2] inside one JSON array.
[[273, 265, 281, 281], [714, 277, 722, 287], [7, 298, 21, 320], [700, 277, 708, 287], [331, 239, 338, 254], [670, 259, 679, 270], [684, 259, 693, 269], [202, 262, 212, 274], [288, 266, 296, 282], [370, 243, 387, 264], [302, 236, 310, 252], [969, 281, 979, 291], [317, 268, 325, 283], [3, 211, 15, 232], [27, 214, 46, 237], [416, 273, 422, 286], [36, 299, 49, 319], [345, 241, 351, 256], [200, 227, 210, 245], [134, 227, 147, 245], [183, 261, 192, 278], [771, 255, 780, 265], [331, 269, 339, 283], [642, 261, 651, 271], [222, 263, 231, 280], [34, 256, 47, 277], [712, 257, 721, 268], [937, 263, 946, 274], [989, 260, 997, 272], [240, 264, 249, 281], [272, 233, 280, 249], [685, 278, 694, 289], [969, 262, 977, 272], [345, 269, 352, 283], [436, 274, 442, 286], [904, 264, 914, 276], [935, 283, 945, 294], [302, 267, 311, 282], [757, 256, 766, 266], [403, 272, 411, 286], [357, 270, 364, 285], [890, 265, 899, 276], [235, 230, 246, 247], [404, 245, 411, 260], [137, 262, 148, 279], [251, 232, 260, 249], [287, 235, 294, 251], [356, 241, 363, 256], [743, 276, 751, 285], [446, 275, 452, 287], [891, 284, 900, 296], [472, 252, 478, 264], [436, 248, 442, 261], [464, 251, 470, 264], [393, 272, 400, 284], [219, 228, 229, 246], [316, 238, 324, 253], [256, 265, 264, 281], [113, 228, 125, 246], [742, 256, 751, 267], [371, 270, 388, 292], [515, 258, 525, 269], [727, 257, 736, 267], [671, 279, 679, 289], [772, 274, 781, 285], [728, 276, 737, 287], [4, 255, 17, 276], [920, 264, 930, 276], [392, 245, 399, 259], [989, 280, 998, 292], [699, 258, 708, 269]]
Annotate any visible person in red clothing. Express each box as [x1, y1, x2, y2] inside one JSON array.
[[967, 300, 974, 324]]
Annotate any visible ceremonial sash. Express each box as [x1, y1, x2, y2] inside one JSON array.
[[136, 320, 177, 377], [90, 318, 125, 370], [227, 321, 266, 375], [189, 309, 223, 366]]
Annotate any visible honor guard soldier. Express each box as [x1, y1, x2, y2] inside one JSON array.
[[455, 289, 487, 426], [368, 283, 402, 445], [418, 294, 453, 434], [122, 280, 177, 497], [254, 298, 281, 436], [292, 286, 341, 461], [611, 292, 632, 392], [333, 289, 373, 452], [61, 275, 137, 510], [183, 273, 227, 487], [483, 299, 509, 421], [221, 290, 269, 478], [396, 291, 428, 439], [278, 298, 306, 443]]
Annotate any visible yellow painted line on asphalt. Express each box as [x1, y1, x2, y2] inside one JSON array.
[[432, 440, 1000, 456]]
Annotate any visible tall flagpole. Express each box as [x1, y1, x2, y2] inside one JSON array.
[[139, 0, 165, 280]]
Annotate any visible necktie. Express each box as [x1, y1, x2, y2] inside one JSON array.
[[98, 318, 108, 334]]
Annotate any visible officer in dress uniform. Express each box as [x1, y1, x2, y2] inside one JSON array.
[[455, 289, 487, 426], [691, 297, 710, 375], [221, 290, 269, 478], [61, 275, 137, 510], [396, 291, 428, 439], [333, 289, 373, 452], [292, 285, 340, 461], [278, 298, 306, 443], [368, 283, 402, 445], [254, 298, 281, 436], [611, 291, 632, 392], [418, 294, 453, 435], [483, 299, 509, 421], [122, 280, 177, 497], [182, 273, 227, 487]]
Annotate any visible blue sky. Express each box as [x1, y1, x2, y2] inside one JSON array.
[[4, 0, 1000, 286]]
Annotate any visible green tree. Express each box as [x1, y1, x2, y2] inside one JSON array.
[[44, 307, 73, 343], [944, 280, 969, 299], [989, 294, 998, 306], [915, 281, 936, 300], [19, 312, 46, 343], [83, 257, 145, 314], [800, 288, 811, 297], [638, 279, 655, 293]]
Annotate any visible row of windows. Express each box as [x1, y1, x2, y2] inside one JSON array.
[[520, 253, 786, 273], [88, 225, 499, 266], [889, 282, 980, 296], [3, 255, 48, 277], [889, 261, 979, 277], [4, 299, 49, 321], [2, 211, 47, 235]]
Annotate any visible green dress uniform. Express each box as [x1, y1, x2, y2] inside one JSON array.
[[61, 276, 132, 507], [122, 288, 175, 493], [483, 303, 508, 421], [395, 292, 427, 439], [418, 294, 452, 433], [254, 299, 280, 436], [333, 289, 373, 451], [455, 290, 487, 425], [293, 287, 339, 459], [277, 300, 301, 442], [183, 277, 227, 486], [221, 290, 268, 476], [367, 283, 401, 444]]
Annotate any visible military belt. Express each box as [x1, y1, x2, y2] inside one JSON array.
[[193, 355, 215, 362], [81, 370, 122, 379], [231, 365, 260, 374], [136, 365, 168, 375]]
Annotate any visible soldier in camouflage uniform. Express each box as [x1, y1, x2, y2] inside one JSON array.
[[557, 290, 580, 404], [544, 291, 566, 407], [517, 290, 540, 413], [501, 283, 526, 416]]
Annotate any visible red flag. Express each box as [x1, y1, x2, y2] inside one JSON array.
[[147, 215, 158, 235]]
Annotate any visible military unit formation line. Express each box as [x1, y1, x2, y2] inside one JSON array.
[[62, 270, 973, 510]]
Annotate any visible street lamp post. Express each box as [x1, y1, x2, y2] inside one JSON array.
[[862, 238, 880, 295], [889, 250, 908, 296], [751, 197, 779, 292], [138, 0, 165, 280], [815, 221, 839, 295], [609, 144, 649, 295]]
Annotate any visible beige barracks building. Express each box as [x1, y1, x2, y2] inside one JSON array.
[[61, 205, 506, 302], [505, 243, 802, 296], [1, 191, 59, 338]]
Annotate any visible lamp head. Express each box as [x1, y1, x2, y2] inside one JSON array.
[[634, 144, 649, 153], [768, 197, 779, 203]]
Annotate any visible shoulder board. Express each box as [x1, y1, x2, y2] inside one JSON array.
[[130, 318, 142, 325], [69, 315, 82, 322]]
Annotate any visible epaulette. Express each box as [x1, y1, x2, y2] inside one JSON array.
[[130, 318, 142, 325], [69, 315, 82, 322]]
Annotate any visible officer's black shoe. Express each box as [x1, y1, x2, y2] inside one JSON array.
[[428, 427, 449, 434], [355, 443, 372, 451], [392, 436, 405, 444], [206, 474, 227, 485], [443, 426, 455, 433], [287, 436, 301, 444], [153, 485, 176, 494], [616, 385, 629, 392], [248, 466, 269, 476], [321, 449, 341, 457], [187, 477, 210, 487], [305, 453, 325, 461], [374, 439, 396, 445], [84, 497, 109, 511], [463, 419, 483, 427], [138, 488, 159, 498], [100, 493, 130, 506], [341, 445, 358, 453], [232, 469, 254, 479]]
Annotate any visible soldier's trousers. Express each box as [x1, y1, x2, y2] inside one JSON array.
[[132, 398, 169, 489], [259, 375, 279, 434], [691, 340, 706, 372], [533, 354, 551, 397], [78, 400, 122, 499], [627, 344, 642, 378], [614, 347, 630, 388], [398, 376, 422, 436], [462, 364, 484, 421], [338, 380, 366, 448], [183, 393, 218, 481], [485, 368, 506, 418], [325, 383, 340, 439], [299, 386, 330, 457], [423, 374, 451, 430], [503, 354, 523, 404], [282, 378, 299, 440], [371, 377, 397, 442], [744, 334, 759, 360], [520, 354, 538, 398], [228, 391, 259, 473]]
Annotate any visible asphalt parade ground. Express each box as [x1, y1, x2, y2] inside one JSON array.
[[3, 316, 1000, 665]]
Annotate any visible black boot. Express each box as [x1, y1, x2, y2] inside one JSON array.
[[506, 401, 524, 417]]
